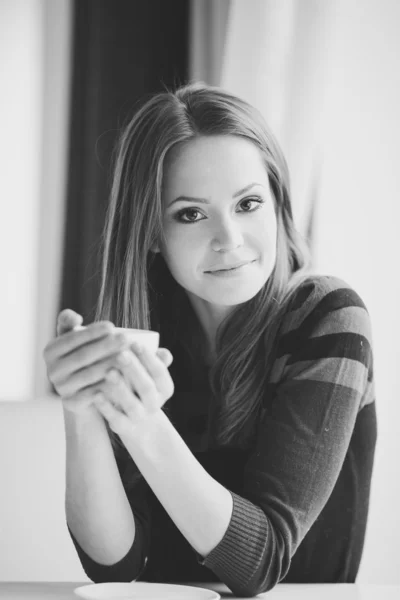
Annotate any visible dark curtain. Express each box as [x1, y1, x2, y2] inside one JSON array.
[[59, 0, 190, 326]]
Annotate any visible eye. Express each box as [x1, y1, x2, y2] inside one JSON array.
[[175, 207, 204, 224], [174, 197, 265, 225], [239, 197, 264, 212]]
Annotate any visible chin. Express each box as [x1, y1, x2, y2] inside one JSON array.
[[205, 283, 264, 306]]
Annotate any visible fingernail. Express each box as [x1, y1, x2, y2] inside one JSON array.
[[107, 369, 120, 383]]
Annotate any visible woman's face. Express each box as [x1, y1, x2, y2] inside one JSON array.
[[159, 134, 277, 311]]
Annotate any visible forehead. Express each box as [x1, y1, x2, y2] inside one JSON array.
[[163, 135, 269, 196]]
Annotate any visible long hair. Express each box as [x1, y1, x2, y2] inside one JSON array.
[[94, 81, 311, 482]]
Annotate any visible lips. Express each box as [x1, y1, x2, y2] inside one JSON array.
[[205, 260, 255, 273]]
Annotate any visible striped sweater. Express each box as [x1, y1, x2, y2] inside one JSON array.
[[68, 275, 377, 596]]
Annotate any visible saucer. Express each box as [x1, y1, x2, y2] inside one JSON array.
[[74, 581, 221, 600]]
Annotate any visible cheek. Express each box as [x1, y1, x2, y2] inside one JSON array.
[[164, 225, 204, 256], [267, 222, 278, 249], [254, 213, 277, 248], [162, 229, 202, 276]]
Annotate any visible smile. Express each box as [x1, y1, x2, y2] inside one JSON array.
[[205, 260, 256, 277]]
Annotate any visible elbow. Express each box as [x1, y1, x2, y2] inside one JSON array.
[[67, 518, 148, 585], [89, 572, 134, 584], [227, 579, 278, 598], [85, 555, 148, 584], [228, 531, 291, 597], [227, 571, 286, 598]]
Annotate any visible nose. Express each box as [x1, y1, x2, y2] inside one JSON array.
[[211, 216, 244, 252]]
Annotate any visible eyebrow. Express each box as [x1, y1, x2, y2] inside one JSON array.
[[167, 182, 265, 207]]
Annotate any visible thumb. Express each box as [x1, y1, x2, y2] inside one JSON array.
[[156, 348, 174, 367], [57, 309, 83, 337]]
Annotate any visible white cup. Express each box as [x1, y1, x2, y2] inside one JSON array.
[[74, 325, 160, 352]]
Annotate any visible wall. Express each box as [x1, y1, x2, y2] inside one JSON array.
[[0, 0, 88, 582], [312, 0, 400, 583], [0, 0, 44, 400]]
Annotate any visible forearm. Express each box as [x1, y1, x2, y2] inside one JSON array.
[[63, 406, 136, 565], [121, 410, 233, 558]]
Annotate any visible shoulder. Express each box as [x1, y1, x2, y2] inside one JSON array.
[[280, 274, 371, 338], [266, 275, 375, 408], [286, 273, 368, 315], [273, 274, 374, 373]]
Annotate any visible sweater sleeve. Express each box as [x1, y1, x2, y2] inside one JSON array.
[[66, 449, 151, 583], [197, 278, 374, 596]]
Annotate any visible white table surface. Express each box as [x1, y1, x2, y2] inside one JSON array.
[[0, 582, 399, 600]]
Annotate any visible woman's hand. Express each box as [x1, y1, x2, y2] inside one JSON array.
[[92, 342, 175, 440], [43, 308, 173, 417]]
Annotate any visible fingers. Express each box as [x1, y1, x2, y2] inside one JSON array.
[[93, 391, 130, 435], [91, 346, 175, 438], [44, 321, 115, 365], [118, 344, 174, 410], [58, 322, 117, 358], [137, 346, 174, 400], [44, 322, 120, 397], [94, 370, 145, 436], [117, 350, 161, 413], [56, 309, 83, 337], [62, 330, 128, 370], [92, 392, 125, 434], [52, 343, 173, 399], [49, 334, 134, 397], [156, 348, 174, 367], [54, 346, 122, 397]]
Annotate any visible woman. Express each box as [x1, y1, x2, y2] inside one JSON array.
[[43, 82, 377, 597]]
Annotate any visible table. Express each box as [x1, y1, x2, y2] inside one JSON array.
[[0, 582, 399, 600]]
